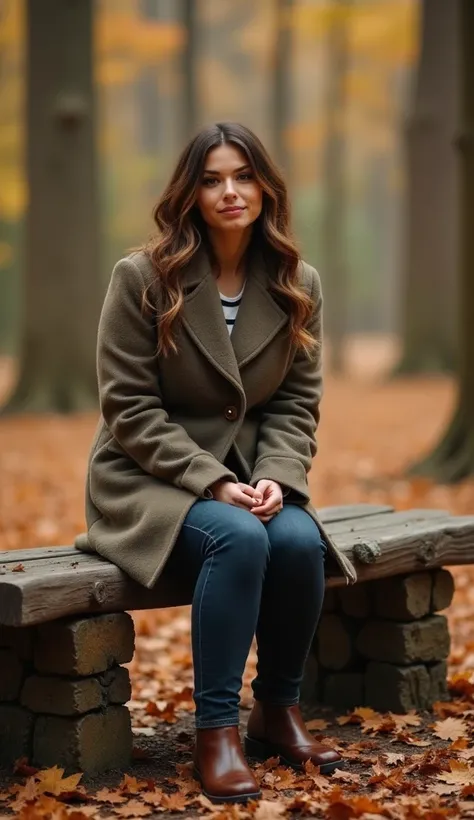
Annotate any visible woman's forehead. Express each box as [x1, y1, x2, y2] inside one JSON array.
[[204, 143, 249, 172]]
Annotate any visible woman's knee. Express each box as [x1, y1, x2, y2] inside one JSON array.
[[187, 503, 270, 569], [268, 508, 326, 564]]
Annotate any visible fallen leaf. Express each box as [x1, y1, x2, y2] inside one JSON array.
[[306, 718, 330, 732], [383, 752, 405, 765], [161, 792, 190, 811], [254, 799, 288, 820], [436, 759, 474, 786], [36, 766, 82, 796], [94, 788, 127, 805], [113, 799, 152, 817], [12, 563, 25, 572], [432, 717, 469, 742]]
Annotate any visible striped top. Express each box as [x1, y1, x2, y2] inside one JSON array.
[[219, 284, 245, 335]]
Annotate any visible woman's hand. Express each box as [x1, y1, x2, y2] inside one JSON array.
[[209, 480, 263, 510], [250, 479, 283, 522]]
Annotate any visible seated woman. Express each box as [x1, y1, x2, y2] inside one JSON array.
[[79, 122, 356, 804]]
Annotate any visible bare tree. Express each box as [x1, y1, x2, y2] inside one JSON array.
[[397, 0, 459, 374], [320, 0, 350, 373], [411, 0, 474, 481], [3, 0, 101, 414], [183, 0, 198, 139], [272, 0, 293, 176]]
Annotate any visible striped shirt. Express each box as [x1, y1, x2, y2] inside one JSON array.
[[219, 285, 245, 335]]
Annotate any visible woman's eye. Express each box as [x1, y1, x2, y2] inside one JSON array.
[[202, 177, 218, 186], [238, 173, 253, 181]]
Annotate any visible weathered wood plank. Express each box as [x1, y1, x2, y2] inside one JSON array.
[[0, 546, 77, 564], [0, 505, 395, 568], [327, 515, 474, 585], [326, 508, 448, 536], [0, 509, 441, 576], [1, 509, 473, 627], [317, 504, 394, 523]]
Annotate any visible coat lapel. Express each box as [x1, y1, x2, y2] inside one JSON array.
[[231, 252, 288, 368], [181, 246, 289, 386], [181, 248, 243, 392]]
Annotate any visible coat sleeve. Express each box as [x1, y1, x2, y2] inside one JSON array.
[[97, 256, 237, 497], [250, 265, 323, 501]]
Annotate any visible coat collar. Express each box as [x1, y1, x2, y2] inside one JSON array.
[[180, 245, 288, 389]]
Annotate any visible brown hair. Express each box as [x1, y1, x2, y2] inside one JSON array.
[[143, 122, 315, 356]]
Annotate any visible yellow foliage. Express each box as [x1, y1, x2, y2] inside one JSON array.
[[95, 13, 184, 68], [293, 0, 418, 66], [0, 173, 26, 221]]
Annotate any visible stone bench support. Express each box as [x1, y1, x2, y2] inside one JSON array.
[[0, 612, 135, 773], [301, 568, 455, 713]]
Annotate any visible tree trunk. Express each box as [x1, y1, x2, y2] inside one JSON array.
[[3, 0, 101, 414], [411, 0, 474, 482], [272, 0, 293, 176], [320, 1, 350, 374], [183, 0, 198, 140], [397, 0, 459, 374]]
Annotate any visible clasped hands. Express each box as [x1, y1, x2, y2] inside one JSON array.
[[209, 478, 283, 523]]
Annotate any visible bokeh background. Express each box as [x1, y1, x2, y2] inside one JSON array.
[[0, 0, 472, 550]]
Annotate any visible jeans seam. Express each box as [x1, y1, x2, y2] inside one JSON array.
[[197, 552, 214, 714]]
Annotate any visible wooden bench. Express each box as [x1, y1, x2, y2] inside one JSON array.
[[1, 504, 473, 774]]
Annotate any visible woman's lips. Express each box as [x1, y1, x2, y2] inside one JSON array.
[[220, 206, 244, 216]]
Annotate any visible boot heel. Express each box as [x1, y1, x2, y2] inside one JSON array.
[[244, 735, 269, 761]]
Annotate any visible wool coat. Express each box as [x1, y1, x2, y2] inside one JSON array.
[[76, 248, 357, 587]]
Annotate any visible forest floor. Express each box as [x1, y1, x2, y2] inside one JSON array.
[[0, 337, 474, 820]]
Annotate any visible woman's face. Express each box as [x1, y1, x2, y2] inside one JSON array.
[[195, 143, 263, 233]]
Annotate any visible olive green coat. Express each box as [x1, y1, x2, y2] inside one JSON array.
[[76, 249, 357, 587]]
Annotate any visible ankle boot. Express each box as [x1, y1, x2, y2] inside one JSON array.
[[194, 726, 261, 804], [245, 702, 343, 774]]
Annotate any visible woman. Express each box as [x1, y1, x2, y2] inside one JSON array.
[[79, 123, 356, 803]]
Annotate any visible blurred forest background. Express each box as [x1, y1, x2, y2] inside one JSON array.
[[0, 0, 473, 556], [0, 0, 416, 356]]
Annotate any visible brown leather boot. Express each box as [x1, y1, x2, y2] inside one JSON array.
[[194, 726, 261, 804], [245, 702, 343, 774]]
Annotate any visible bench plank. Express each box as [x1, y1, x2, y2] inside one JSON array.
[[1, 509, 473, 627]]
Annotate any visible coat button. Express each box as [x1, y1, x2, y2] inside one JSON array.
[[224, 405, 238, 421]]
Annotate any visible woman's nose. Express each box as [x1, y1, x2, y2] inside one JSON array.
[[223, 179, 237, 197]]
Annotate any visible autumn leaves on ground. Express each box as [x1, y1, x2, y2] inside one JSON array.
[[1, 342, 474, 820]]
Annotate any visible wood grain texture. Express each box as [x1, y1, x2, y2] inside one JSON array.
[[1, 506, 473, 627]]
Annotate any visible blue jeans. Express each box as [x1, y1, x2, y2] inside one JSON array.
[[167, 500, 326, 729]]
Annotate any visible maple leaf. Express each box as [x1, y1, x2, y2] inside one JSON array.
[[393, 732, 430, 747], [36, 766, 82, 797], [436, 759, 474, 786], [337, 706, 380, 726], [93, 788, 127, 804], [331, 769, 361, 784], [432, 717, 469, 741], [254, 799, 288, 820], [388, 711, 421, 731], [113, 799, 152, 817], [305, 718, 330, 732], [9, 777, 39, 811], [119, 775, 149, 795], [361, 715, 395, 735], [383, 752, 405, 766], [161, 792, 190, 811], [12, 563, 25, 572], [141, 790, 165, 807]]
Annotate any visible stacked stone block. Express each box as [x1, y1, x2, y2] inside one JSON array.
[[302, 569, 454, 713], [0, 613, 134, 773]]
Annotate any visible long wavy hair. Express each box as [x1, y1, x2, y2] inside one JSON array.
[[143, 122, 315, 356]]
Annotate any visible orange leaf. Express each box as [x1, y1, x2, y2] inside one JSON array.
[[113, 799, 152, 817], [36, 766, 82, 796]]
